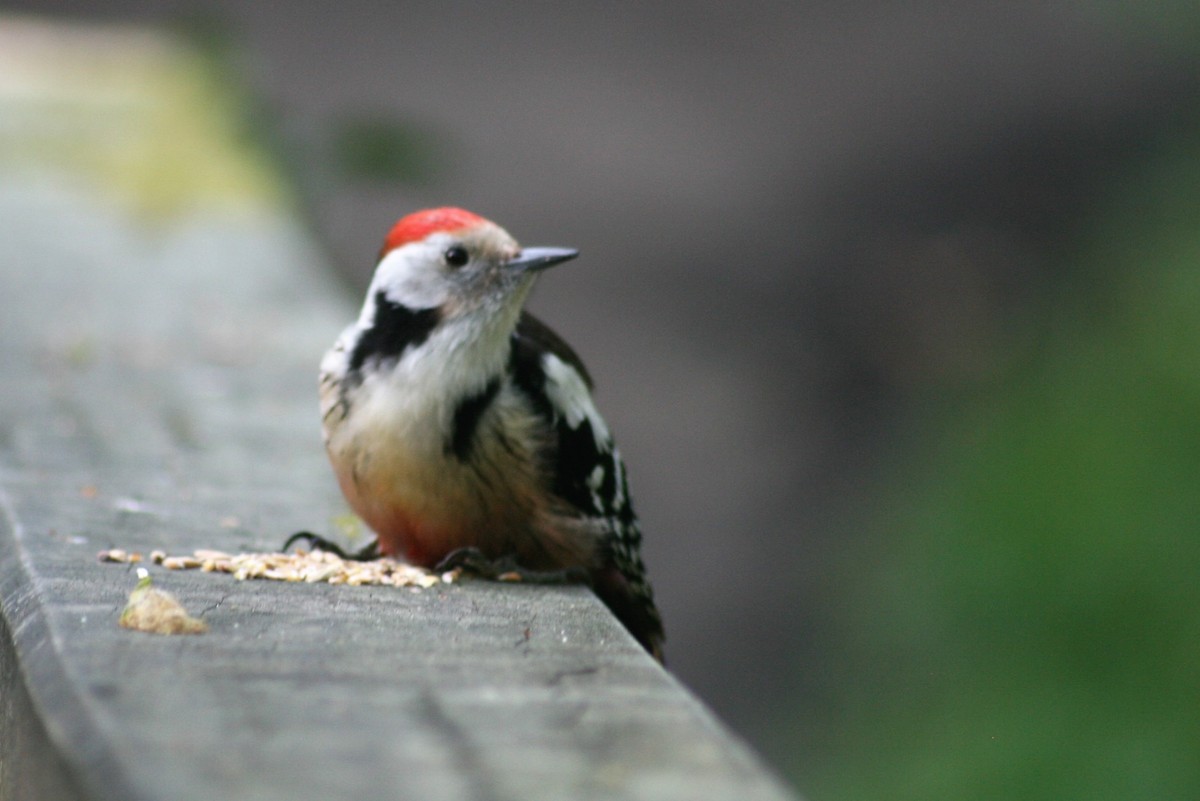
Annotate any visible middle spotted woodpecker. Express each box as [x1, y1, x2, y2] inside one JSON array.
[[309, 207, 664, 660]]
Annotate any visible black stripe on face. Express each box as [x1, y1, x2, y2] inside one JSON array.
[[447, 377, 502, 461], [348, 291, 440, 374]]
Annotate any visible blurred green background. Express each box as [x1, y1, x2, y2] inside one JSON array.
[[790, 132, 1200, 799]]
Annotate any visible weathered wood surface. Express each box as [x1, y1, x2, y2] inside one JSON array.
[[0, 22, 798, 801]]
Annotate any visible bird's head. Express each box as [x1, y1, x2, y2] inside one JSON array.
[[368, 207, 578, 321]]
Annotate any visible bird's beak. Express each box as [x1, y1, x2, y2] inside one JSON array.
[[507, 247, 579, 273]]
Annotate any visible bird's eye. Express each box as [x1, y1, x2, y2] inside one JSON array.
[[444, 246, 469, 268]]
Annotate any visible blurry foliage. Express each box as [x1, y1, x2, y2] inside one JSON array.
[[178, 11, 444, 191], [796, 132, 1200, 800], [1097, 0, 1200, 55], [333, 116, 443, 186], [0, 16, 288, 220], [171, 10, 297, 206]]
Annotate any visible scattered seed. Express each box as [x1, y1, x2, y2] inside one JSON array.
[[119, 577, 208, 636], [101, 545, 448, 590], [194, 549, 231, 561], [97, 548, 146, 564]]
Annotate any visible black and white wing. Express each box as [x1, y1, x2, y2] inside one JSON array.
[[510, 313, 665, 659]]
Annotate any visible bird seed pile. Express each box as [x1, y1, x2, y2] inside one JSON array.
[[98, 547, 456, 588]]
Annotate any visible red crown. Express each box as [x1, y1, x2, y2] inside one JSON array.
[[380, 207, 489, 258]]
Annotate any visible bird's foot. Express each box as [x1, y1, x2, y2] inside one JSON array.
[[435, 547, 589, 585], [282, 531, 381, 561]]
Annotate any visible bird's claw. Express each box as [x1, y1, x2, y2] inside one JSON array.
[[434, 546, 508, 578], [435, 547, 589, 585], [282, 531, 381, 561]]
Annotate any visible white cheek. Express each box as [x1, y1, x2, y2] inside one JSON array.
[[371, 244, 450, 311]]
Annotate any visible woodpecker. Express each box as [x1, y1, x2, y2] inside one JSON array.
[[313, 207, 664, 660]]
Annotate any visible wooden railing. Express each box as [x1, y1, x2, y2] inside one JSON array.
[[0, 18, 797, 801]]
